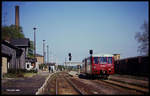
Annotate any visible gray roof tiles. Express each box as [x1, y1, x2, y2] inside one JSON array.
[[10, 38, 30, 47]]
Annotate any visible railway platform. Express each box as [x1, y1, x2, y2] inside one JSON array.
[[68, 71, 78, 77], [1, 70, 50, 95]]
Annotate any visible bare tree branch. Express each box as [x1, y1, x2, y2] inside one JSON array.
[[135, 21, 149, 56]]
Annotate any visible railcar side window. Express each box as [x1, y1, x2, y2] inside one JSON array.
[[103, 57, 107, 64], [99, 57, 102, 64], [108, 57, 112, 64], [94, 57, 98, 64]]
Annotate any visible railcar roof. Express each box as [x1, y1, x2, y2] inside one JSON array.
[[92, 54, 113, 57]]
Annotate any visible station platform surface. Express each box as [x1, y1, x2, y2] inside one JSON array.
[[2, 70, 50, 95]]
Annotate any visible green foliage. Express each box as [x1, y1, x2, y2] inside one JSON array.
[[27, 41, 34, 58], [39, 64, 47, 70], [4, 69, 37, 78], [57, 65, 65, 71], [8, 69, 37, 74], [26, 69, 38, 73], [2, 25, 25, 40]]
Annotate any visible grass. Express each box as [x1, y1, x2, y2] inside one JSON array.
[[3, 73, 18, 78], [3, 72, 37, 78], [23, 73, 37, 77]]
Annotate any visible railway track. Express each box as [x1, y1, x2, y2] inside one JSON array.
[[70, 73, 149, 95], [55, 72, 83, 95], [42, 72, 148, 95], [76, 72, 149, 94], [101, 78, 149, 94]]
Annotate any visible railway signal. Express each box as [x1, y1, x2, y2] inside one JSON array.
[[89, 50, 93, 65], [68, 53, 72, 61], [89, 50, 93, 55]]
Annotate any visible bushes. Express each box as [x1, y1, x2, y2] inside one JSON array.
[[39, 64, 47, 70], [8, 69, 26, 74], [8, 69, 37, 73], [4, 69, 37, 78], [26, 69, 37, 73]]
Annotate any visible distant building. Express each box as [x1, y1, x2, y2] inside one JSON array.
[[35, 54, 44, 64], [113, 54, 120, 61]]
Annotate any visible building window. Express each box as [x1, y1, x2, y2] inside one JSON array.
[[27, 64, 29, 68]]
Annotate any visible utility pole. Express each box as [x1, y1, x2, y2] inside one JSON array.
[[33, 27, 37, 66], [47, 45, 49, 64], [3, 12, 7, 26], [65, 57, 66, 71], [43, 40, 45, 64]]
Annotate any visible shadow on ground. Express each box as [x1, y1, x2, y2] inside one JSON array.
[[78, 74, 108, 80]]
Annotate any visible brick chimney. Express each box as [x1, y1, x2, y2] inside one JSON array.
[[15, 5, 19, 28]]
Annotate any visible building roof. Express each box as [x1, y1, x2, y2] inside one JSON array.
[[10, 38, 30, 47], [36, 53, 43, 57], [92, 54, 114, 57], [2, 40, 23, 57], [25, 57, 37, 62], [113, 54, 120, 55], [2, 40, 22, 51]]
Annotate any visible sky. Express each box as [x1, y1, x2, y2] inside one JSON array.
[[2, 1, 149, 65]]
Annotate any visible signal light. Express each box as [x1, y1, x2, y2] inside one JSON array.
[[68, 53, 72, 61], [89, 50, 93, 55], [68, 53, 71, 57]]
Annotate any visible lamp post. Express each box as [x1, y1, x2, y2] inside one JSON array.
[[43, 40, 45, 65], [33, 27, 37, 66], [47, 45, 49, 64]]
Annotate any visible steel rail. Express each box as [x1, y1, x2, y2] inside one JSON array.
[[55, 73, 58, 95], [98, 79, 149, 94], [64, 76, 84, 95]]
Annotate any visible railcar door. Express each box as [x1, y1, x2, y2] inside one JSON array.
[[86, 58, 92, 74], [85, 59, 87, 73]]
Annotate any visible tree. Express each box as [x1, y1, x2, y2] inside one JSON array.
[[2, 24, 34, 58], [27, 41, 34, 58], [135, 21, 149, 56], [2, 24, 25, 41]]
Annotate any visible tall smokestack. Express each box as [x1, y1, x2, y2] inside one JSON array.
[[15, 5, 19, 28]]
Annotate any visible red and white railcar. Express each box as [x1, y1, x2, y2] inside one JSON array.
[[81, 54, 114, 78]]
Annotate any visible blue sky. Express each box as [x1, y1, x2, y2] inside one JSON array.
[[2, 1, 149, 65]]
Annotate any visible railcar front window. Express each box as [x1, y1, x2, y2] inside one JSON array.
[[99, 57, 107, 64], [108, 57, 112, 64], [94, 57, 99, 64]]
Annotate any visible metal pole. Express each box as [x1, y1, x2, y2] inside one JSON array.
[[47, 45, 49, 63], [65, 57, 66, 71], [43, 40, 45, 64], [33, 27, 36, 66]]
